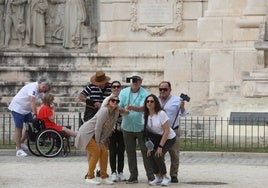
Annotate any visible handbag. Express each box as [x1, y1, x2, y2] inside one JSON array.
[[147, 131, 162, 146], [144, 116, 162, 149], [145, 139, 154, 151]]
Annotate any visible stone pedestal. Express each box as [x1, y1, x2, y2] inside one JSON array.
[[164, 0, 268, 116]]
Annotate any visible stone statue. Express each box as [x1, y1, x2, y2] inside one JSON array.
[[84, 0, 99, 51], [0, 0, 4, 47], [47, 0, 65, 41], [4, 0, 27, 47], [63, 0, 86, 49], [0, 0, 99, 51], [25, 0, 48, 47]]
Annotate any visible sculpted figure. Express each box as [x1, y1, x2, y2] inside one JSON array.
[[47, 0, 65, 41], [26, 0, 48, 47], [84, 0, 99, 51], [4, 0, 27, 47], [63, 0, 86, 49], [0, 0, 4, 46]]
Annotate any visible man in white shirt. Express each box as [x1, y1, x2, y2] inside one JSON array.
[[9, 81, 51, 157], [158, 81, 188, 183]]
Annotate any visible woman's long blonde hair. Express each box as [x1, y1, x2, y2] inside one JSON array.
[[42, 93, 54, 106], [105, 94, 119, 111]]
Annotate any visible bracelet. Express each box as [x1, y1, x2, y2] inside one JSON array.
[[158, 144, 163, 148]]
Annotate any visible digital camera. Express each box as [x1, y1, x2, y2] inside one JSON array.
[[126, 77, 140, 83], [180, 93, 190, 102]]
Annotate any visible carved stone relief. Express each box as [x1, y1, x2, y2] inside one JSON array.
[[0, 0, 4, 46], [130, 0, 183, 36], [0, 0, 99, 51]]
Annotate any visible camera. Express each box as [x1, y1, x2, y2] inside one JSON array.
[[126, 77, 138, 83], [180, 93, 190, 102], [126, 76, 140, 83]]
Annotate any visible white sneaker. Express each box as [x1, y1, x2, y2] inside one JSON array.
[[118, 172, 126, 181], [111, 172, 118, 182], [16, 149, 28, 157], [85, 178, 101, 185], [161, 177, 170, 186], [21, 143, 29, 151], [102, 178, 114, 185], [149, 177, 163, 186]]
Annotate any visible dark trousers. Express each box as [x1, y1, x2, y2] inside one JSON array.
[[108, 130, 125, 174], [149, 137, 176, 175], [123, 130, 154, 181]]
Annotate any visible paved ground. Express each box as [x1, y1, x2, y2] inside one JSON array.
[[1, 149, 268, 188]]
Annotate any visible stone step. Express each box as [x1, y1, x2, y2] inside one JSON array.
[[243, 69, 268, 81], [0, 52, 164, 113]]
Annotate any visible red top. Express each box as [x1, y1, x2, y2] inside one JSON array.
[[37, 105, 63, 132]]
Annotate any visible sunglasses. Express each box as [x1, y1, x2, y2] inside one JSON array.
[[146, 100, 155, 103], [110, 99, 120, 104], [112, 85, 121, 89], [159, 88, 168, 92]]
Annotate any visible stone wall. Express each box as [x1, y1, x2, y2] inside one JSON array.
[[1, 0, 268, 117]]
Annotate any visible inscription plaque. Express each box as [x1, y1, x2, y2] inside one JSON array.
[[131, 0, 183, 36], [138, 4, 173, 25]]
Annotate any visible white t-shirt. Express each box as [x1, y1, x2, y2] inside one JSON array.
[[8, 82, 45, 115], [143, 110, 176, 140]]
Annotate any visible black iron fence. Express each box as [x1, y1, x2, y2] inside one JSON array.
[[1, 113, 268, 151]]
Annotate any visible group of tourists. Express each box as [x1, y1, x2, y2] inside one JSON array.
[[8, 71, 188, 186]]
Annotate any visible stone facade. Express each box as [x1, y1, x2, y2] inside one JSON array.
[[1, 0, 268, 117]]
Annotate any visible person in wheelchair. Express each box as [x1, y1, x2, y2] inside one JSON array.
[[37, 93, 77, 138]]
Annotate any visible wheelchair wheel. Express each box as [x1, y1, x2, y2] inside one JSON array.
[[25, 120, 43, 156], [36, 129, 63, 158], [27, 138, 41, 156]]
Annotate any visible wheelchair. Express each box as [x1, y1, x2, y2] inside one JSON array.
[[26, 118, 71, 158]]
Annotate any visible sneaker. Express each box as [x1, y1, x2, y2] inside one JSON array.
[[16, 149, 27, 157], [85, 178, 101, 185], [149, 177, 163, 186], [111, 172, 118, 182], [118, 172, 126, 181], [102, 178, 114, 185], [161, 177, 170, 186], [171, 176, 178, 183], [126, 178, 138, 184], [21, 143, 29, 151]]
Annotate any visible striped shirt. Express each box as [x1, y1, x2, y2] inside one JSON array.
[[81, 83, 111, 103], [80, 83, 111, 121]]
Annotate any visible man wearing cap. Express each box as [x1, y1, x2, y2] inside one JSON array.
[[9, 81, 51, 157], [79, 71, 112, 123], [119, 76, 154, 184]]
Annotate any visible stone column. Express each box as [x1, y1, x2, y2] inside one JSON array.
[[234, 0, 267, 42]]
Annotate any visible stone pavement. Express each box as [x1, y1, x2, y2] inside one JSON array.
[[1, 149, 268, 188]]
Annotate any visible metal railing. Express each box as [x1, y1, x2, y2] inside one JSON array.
[[1, 114, 268, 151], [180, 116, 268, 151]]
